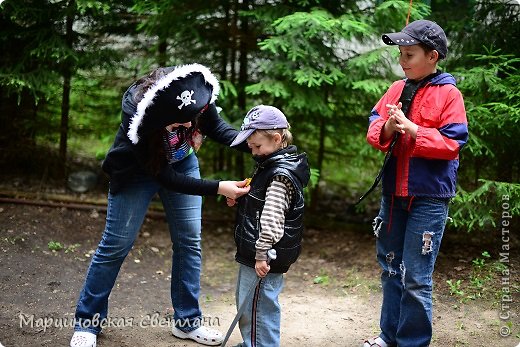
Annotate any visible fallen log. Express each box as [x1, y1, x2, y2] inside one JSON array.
[[0, 190, 166, 219]]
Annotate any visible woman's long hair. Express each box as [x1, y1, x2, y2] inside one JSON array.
[[134, 68, 168, 174]]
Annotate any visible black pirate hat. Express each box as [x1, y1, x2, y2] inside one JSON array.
[[127, 63, 219, 144]]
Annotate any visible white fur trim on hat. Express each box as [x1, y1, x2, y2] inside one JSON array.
[[127, 63, 220, 144]]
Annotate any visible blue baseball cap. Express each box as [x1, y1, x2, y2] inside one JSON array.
[[230, 105, 288, 147], [382, 19, 448, 59]]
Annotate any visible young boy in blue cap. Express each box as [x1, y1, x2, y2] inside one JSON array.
[[364, 20, 468, 347]]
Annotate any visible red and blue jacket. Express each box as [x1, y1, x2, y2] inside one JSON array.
[[367, 73, 468, 198]]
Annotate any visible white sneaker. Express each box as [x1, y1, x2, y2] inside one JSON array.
[[172, 325, 223, 346], [70, 331, 97, 347], [363, 336, 389, 347]]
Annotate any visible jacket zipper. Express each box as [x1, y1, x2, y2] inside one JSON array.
[[398, 134, 407, 196], [397, 87, 425, 196]]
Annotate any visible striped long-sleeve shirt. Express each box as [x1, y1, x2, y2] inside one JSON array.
[[255, 175, 295, 261]]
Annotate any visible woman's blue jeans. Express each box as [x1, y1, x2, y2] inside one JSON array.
[[74, 154, 203, 334], [373, 195, 449, 347]]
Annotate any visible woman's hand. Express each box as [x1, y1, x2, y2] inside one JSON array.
[[217, 179, 251, 199], [255, 260, 270, 278]]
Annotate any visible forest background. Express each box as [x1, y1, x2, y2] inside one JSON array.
[[0, 1, 519, 257], [1, 1, 520, 344]]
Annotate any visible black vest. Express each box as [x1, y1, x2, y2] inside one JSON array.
[[234, 146, 310, 273]]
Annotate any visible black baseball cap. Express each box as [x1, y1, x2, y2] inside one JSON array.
[[382, 19, 448, 59]]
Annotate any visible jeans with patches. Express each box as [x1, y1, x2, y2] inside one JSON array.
[[373, 195, 449, 347], [74, 153, 203, 334]]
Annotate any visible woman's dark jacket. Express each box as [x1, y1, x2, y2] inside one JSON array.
[[102, 68, 248, 195]]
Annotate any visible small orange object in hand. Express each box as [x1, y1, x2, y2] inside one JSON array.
[[244, 178, 252, 187]]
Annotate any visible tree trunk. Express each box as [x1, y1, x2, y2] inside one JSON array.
[[497, 160, 513, 182], [220, 0, 230, 79], [235, 0, 250, 179], [237, 0, 248, 110], [59, 71, 71, 175], [216, 0, 231, 175], [229, 0, 238, 84], [310, 115, 326, 211], [157, 36, 167, 67], [218, 0, 239, 175], [59, 0, 75, 178]]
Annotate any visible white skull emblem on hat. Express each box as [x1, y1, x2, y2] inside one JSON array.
[[177, 90, 196, 109]]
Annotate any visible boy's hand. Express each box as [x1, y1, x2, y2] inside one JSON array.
[[385, 102, 418, 139], [255, 260, 270, 278], [226, 197, 236, 207]]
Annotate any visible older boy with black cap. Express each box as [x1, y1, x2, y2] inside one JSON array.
[[227, 105, 310, 347], [364, 20, 468, 347]]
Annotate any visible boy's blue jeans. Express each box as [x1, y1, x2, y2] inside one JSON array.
[[235, 264, 284, 347], [74, 154, 203, 334], [373, 195, 449, 347]]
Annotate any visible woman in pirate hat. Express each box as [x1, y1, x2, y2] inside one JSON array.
[[70, 64, 250, 347]]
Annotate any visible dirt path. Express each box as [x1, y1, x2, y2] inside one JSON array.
[[0, 202, 518, 347]]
